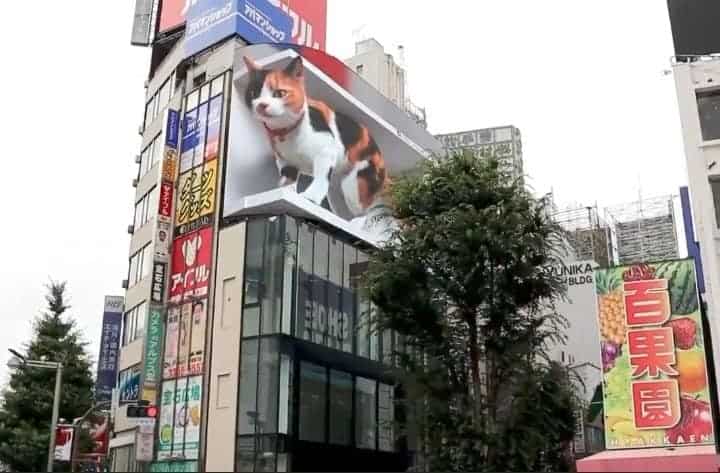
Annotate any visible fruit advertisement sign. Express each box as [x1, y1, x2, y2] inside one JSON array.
[[597, 259, 714, 449]]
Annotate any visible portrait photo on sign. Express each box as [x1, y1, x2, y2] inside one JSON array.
[[223, 45, 432, 240]]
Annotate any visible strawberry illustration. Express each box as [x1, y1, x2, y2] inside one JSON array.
[[667, 317, 697, 350]]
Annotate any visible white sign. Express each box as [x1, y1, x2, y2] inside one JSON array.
[[135, 418, 156, 463], [54, 425, 74, 461]]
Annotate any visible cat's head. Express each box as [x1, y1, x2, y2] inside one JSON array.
[[243, 55, 306, 129]]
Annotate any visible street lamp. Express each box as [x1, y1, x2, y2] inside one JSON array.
[[7, 348, 64, 473]]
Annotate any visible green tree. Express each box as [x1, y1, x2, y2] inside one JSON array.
[[366, 151, 578, 471], [0, 281, 94, 472]]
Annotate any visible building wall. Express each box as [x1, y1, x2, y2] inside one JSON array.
[[672, 57, 720, 402], [345, 39, 406, 108], [615, 215, 679, 264], [205, 223, 246, 472]]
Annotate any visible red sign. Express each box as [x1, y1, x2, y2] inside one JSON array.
[[627, 327, 678, 378], [159, 182, 174, 219], [158, 0, 185, 33], [169, 227, 213, 303], [624, 279, 671, 326], [632, 380, 681, 429]]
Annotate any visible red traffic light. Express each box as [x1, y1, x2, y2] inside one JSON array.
[[127, 404, 158, 418]]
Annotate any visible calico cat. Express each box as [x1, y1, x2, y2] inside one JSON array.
[[243, 55, 387, 222]]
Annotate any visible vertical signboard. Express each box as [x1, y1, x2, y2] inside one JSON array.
[[596, 259, 714, 449], [95, 296, 124, 402], [54, 425, 75, 461], [158, 380, 176, 460], [142, 308, 164, 401]]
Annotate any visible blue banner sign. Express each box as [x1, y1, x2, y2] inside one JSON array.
[[95, 296, 123, 402]]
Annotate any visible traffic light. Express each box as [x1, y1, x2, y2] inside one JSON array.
[[127, 401, 158, 418]]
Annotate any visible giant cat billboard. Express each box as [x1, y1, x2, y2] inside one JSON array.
[[223, 44, 442, 242]]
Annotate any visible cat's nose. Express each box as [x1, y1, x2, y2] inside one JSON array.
[[256, 102, 268, 113]]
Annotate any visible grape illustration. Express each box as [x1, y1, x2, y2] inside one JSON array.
[[602, 341, 622, 372]]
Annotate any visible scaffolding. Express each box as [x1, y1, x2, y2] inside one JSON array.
[[605, 194, 679, 265], [551, 194, 679, 267]]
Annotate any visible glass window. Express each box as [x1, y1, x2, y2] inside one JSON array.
[[342, 244, 356, 354], [370, 303, 379, 362], [262, 217, 284, 335], [278, 354, 292, 434], [355, 377, 377, 450], [256, 338, 279, 434], [128, 252, 139, 286], [142, 244, 153, 279], [152, 133, 163, 168], [236, 437, 255, 472], [378, 383, 394, 451], [281, 218, 297, 335], [158, 79, 170, 112], [135, 302, 146, 335], [382, 330, 394, 366], [312, 231, 329, 346], [144, 96, 155, 129], [329, 370, 352, 446], [299, 362, 326, 442], [697, 89, 720, 141], [710, 178, 720, 229], [356, 252, 370, 359], [327, 238, 343, 350], [243, 220, 265, 337], [238, 339, 259, 435], [211, 74, 225, 97], [296, 223, 314, 341]]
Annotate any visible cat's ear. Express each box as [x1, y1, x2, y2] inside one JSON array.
[[284, 56, 304, 78], [243, 56, 260, 72]]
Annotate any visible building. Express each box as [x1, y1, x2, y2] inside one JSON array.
[[113, 2, 442, 471], [434, 126, 525, 183], [344, 38, 427, 128], [671, 55, 720, 402], [552, 204, 614, 268]]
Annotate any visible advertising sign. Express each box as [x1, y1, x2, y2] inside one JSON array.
[[177, 304, 192, 378], [159, 0, 186, 33], [54, 425, 74, 461], [596, 259, 714, 449], [184, 0, 292, 59], [75, 413, 110, 457], [163, 306, 180, 379], [95, 296, 123, 402], [131, 0, 155, 45], [176, 160, 218, 227], [135, 418, 156, 462], [158, 380, 176, 460], [155, 221, 172, 261], [224, 45, 441, 243], [173, 377, 189, 455], [152, 263, 167, 303], [189, 299, 207, 375], [184, 376, 203, 459], [159, 182, 174, 220], [142, 308, 164, 400], [297, 271, 351, 346], [169, 227, 213, 303], [119, 365, 141, 403], [150, 461, 198, 473]]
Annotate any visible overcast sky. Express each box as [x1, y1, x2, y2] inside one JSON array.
[[0, 1, 685, 385]]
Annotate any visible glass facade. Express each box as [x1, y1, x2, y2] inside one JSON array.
[[234, 216, 404, 471]]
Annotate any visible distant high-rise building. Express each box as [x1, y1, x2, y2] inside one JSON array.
[[434, 126, 525, 184], [345, 38, 427, 128]]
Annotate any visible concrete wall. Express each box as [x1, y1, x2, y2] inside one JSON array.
[[205, 223, 246, 472], [616, 215, 678, 264]]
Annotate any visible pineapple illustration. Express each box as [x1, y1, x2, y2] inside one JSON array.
[[596, 269, 626, 346]]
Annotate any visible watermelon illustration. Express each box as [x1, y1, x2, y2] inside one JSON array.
[[653, 260, 699, 315]]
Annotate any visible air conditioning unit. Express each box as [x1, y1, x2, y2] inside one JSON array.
[[144, 79, 149, 89], [138, 125, 144, 135], [127, 225, 135, 234], [135, 155, 142, 164], [132, 178, 139, 188], [121, 279, 129, 289]]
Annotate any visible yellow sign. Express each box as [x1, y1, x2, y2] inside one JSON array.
[[175, 160, 217, 227]]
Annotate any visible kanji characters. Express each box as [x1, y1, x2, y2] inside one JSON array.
[[624, 279, 671, 326], [632, 380, 681, 429], [627, 327, 678, 378]]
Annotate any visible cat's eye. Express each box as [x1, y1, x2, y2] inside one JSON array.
[[273, 89, 287, 98]]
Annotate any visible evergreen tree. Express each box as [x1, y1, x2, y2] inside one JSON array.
[[366, 151, 578, 471], [0, 281, 94, 472]]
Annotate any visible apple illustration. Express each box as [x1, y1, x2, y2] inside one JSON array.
[[666, 395, 713, 444]]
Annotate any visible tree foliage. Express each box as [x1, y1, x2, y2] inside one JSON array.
[[366, 152, 578, 471], [0, 281, 94, 472]]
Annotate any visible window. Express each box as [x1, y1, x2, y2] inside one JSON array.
[[243, 220, 265, 338], [123, 302, 147, 345], [355, 377, 377, 450], [143, 74, 177, 131], [710, 178, 720, 228], [327, 238, 343, 351], [299, 362, 327, 442], [262, 217, 285, 336], [312, 231, 329, 346], [296, 222, 314, 341], [329, 370, 353, 445], [128, 243, 152, 287], [238, 339, 259, 435], [356, 252, 371, 358], [110, 445, 136, 472], [138, 133, 163, 180], [342, 244, 356, 354], [378, 383, 394, 451], [697, 88, 720, 141], [256, 338, 280, 434], [356, 64, 364, 74], [133, 186, 157, 230]]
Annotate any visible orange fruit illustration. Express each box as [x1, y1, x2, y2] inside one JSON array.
[[676, 350, 708, 393]]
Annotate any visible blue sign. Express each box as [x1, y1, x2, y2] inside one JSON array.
[[165, 109, 180, 148], [95, 296, 123, 403], [184, 0, 292, 59], [118, 366, 141, 403], [680, 186, 705, 294]]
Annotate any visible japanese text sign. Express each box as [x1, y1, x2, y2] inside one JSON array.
[[169, 227, 213, 304], [95, 296, 123, 402], [596, 260, 714, 449]]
